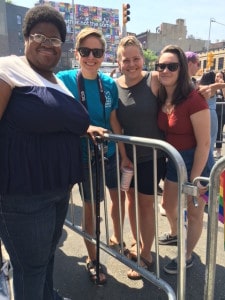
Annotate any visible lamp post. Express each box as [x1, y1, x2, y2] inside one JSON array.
[[207, 17, 215, 53]]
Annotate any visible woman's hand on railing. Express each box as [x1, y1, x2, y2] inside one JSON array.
[[87, 125, 109, 144]]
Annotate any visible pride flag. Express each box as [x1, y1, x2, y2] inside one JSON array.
[[201, 171, 225, 249], [219, 171, 225, 249], [201, 174, 225, 223], [219, 171, 225, 224]]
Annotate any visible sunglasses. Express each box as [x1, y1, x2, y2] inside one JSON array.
[[29, 33, 62, 47], [77, 47, 105, 58], [155, 62, 180, 72]]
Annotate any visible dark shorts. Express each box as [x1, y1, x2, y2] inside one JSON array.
[[79, 154, 117, 202], [130, 157, 166, 195], [166, 148, 214, 182]]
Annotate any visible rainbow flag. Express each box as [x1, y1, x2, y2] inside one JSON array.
[[201, 172, 225, 249], [219, 171, 225, 224], [219, 171, 225, 250], [201, 175, 225, 223]]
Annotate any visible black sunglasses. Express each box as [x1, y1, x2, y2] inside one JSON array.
[[78, 47, 105, 58], [155, 63, 180, 72]]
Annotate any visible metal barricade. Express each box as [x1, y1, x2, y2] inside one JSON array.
[[204, 156, 225, 300], [65, 133, 192, 299]]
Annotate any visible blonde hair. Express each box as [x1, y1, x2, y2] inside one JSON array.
[[117, 35, 144, 61], [75, 27, 106, 50]]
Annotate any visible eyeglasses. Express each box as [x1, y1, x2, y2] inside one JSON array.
[[155, 63, 180, 72], [77, 47, 105, 58], [29, 33, 62, 47]]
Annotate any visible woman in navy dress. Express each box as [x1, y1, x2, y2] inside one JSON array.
[[0, 6, 89, 300]]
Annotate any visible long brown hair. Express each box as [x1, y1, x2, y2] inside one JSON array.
[[157, 45, 193, 106]]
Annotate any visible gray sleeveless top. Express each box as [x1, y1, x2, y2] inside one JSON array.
[[116, 72, 165, 163]]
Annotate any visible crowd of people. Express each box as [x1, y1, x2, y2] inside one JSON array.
[[0, 4, 224, 299]]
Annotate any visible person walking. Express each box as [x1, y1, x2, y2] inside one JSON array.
[[57, 27, 127, 285], [156, 45, 212, 274], [0, 5, 89, 300]]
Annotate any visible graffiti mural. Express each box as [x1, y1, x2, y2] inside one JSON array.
[[36, 1, 120, 62]]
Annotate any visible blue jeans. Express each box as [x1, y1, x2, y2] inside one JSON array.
[[166, 148, 214, 182], [210, 108, 218, 153], [0, 189, 71, 300]]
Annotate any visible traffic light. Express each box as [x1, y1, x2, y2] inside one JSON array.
[[207, 52, 214, 68], [122, 4, 130, 25]]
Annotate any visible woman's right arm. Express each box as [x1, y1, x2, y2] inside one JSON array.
[[0, 79, 12, 119], [209, 82, 225, 97]]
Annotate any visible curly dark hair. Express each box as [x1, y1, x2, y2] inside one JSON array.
[[157, 45, 193, 106], [22, 5, 67, 43]]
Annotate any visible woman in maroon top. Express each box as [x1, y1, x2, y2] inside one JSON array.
[[156, 45, 213, 274]]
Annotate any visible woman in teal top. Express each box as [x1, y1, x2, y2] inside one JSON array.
[[57, 27, 126, 285]]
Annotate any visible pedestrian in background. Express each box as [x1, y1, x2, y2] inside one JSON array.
[[214, 71, 225, 158], [57, 27, 127, 285], [199, 71, 218, 155], [157, 45, 212, 274], [0, 5, 89, 300], [185, 51, 201, 81]]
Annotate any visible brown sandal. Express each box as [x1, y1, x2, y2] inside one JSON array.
[[109, 239, 130, 257], [127, 257, 154, 280], [86, 260, 107, 285], [128, 242, 142, 261]]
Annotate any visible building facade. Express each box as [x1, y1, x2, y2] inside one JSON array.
[[136, 19, 208, 55], [1, 1, 225, 73], [0, 0, 120, 71]]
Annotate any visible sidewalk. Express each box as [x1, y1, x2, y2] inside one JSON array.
[[53, 186, 225, 300]]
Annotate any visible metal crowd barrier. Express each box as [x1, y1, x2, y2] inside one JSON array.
[[204, 156, 225, 300], [64, 133, 222, 299]]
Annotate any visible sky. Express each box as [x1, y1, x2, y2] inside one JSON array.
[[12, 0, 225, 43]]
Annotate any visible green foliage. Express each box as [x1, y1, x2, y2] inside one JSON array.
[[143, 49, 158, 70]]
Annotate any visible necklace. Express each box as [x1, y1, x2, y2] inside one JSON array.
[[164, 102, 174, 115]]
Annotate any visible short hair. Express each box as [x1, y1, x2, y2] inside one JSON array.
[[117, 35, 143, 61], [22, 5, 67, 42], [185, 51, 199, 63], [75, 27, 106, 50]]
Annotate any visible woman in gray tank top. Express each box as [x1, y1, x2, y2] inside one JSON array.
[[111, 35, 166, 280]]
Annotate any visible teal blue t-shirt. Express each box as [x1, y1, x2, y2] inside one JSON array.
[[57, 69, 118, 160]]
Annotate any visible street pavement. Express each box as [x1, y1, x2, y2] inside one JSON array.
[[53, 185, 225, 300], [2, 161, 225, 300]]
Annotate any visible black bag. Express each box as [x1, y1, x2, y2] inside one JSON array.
[[0, 240, 11, 300]]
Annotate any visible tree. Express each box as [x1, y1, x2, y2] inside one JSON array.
[[143, 49, 158, 70]]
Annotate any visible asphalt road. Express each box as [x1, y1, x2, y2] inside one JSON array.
[[53, 185, 225, 300]]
